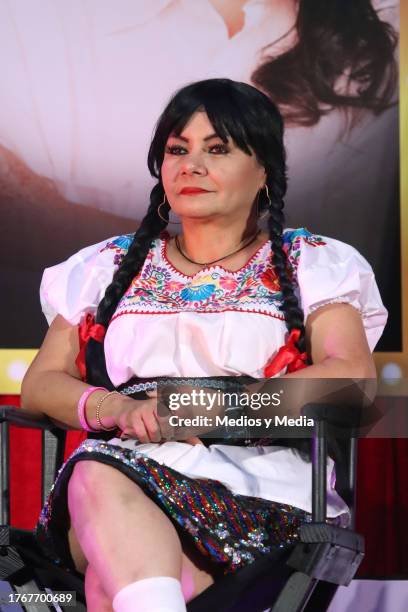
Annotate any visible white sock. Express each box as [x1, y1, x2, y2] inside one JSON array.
[[112, 576, 187, 612]]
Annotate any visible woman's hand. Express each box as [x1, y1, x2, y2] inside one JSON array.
[[112, 390, 204, 445], [112, 390, 163, 443]]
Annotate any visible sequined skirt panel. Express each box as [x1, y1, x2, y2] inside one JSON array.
[[36, 439, 317, 576]]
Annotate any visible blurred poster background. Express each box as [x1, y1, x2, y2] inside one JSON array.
[[0, 0, 401, 355]]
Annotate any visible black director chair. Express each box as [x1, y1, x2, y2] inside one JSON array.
[[0, 403, 365, 612]]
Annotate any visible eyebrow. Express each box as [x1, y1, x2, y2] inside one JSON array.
[[168, 132, 226, 143]]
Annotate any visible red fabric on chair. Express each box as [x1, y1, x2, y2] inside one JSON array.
[[1, 395, 86, 529]]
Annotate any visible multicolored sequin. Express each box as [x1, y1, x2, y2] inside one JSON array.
[[36, 439, 319, 575], [98, 229, 326, 321]]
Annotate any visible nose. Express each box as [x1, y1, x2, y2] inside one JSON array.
[[180, 154, 207, 176]]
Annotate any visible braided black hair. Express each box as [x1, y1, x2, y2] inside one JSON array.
[[266, 186, 307, 356], [86, 78, 307, 391], [85, 183, 169, 388]]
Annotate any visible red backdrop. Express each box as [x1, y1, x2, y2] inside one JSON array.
[[2, 394, 407, 577]]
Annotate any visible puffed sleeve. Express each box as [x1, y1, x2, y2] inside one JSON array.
[[284, 228, 388, 351], [40, 234, 134, 326]]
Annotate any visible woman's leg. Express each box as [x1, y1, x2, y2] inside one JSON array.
[[85, 563, 114, 611], [67, 460, 215, 604], [68, 459, 182, 598], [69, 525, 214, 606]]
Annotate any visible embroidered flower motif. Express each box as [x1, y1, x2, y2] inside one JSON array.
[[260, 267, 280, 292], [100, 234, 134, 253], [219, 277, 238, 292], [113, 234, 134, 249], [305, 236, 326, 247], [143, 263, 172, 284], [240, 276, 258, 290], [282, 228, 312, 246], [166, 280, 185, 292], [99, 234, 135, 267], [115, 253, 126, 266], [282, 228, 326, 279], [196, 274, 217, 284], [131, 288, 152, 299], [181, 283, 216, 302], [245, 263, 264, 277]]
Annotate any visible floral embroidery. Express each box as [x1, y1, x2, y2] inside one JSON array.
[[181, 283, 216, 302], [166, 280, 186, 292], [260, 267, 280, 292], [99, 233, 135, 266], [219, 277, 238, 292], [143, 262, 172, 286], [101, 229, 327, 321], [283, 228, 326, 280]]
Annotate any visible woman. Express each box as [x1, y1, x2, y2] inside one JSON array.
[[21, 79, 387, 612]]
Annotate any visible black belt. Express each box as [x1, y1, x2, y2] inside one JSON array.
[[113, 375, 265, 447], [116, 375, 255, 396]]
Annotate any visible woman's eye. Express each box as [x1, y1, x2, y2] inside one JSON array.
[[209, 144, 229, 154], [165, 143, 229, 155], [165, 145, 187, 155]]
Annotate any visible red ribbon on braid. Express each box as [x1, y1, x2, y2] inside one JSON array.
[[75, 313, 106, 380], [263, 329, 308, 377]]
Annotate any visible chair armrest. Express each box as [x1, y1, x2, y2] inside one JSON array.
[[0, 406, 77, 431], [0, 405, 70, 522], [0, 406, 56, 430], [301, 401, 381, 430]]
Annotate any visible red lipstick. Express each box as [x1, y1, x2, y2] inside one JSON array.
[[179, 187, 210, 195]]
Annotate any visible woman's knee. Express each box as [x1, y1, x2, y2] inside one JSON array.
[[66, 461, 139, 574], [68, 461, 107, 514], [69, 460, 116, 490], [68, 460, 138, 509]]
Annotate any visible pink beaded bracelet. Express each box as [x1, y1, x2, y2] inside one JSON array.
[[77, 386, 107, 432]]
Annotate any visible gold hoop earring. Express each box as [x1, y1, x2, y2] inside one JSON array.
[[264, 184, 272, 208], [257, 184, 272, 220], [157, 195, 182, 225]]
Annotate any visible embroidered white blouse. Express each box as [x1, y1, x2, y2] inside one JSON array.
[[40, 228, 387, 519]]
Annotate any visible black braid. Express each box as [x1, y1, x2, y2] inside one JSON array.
[[265, 182, 307, 357], [264, 176, 311, 459], [85, 183, 169, 388]]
